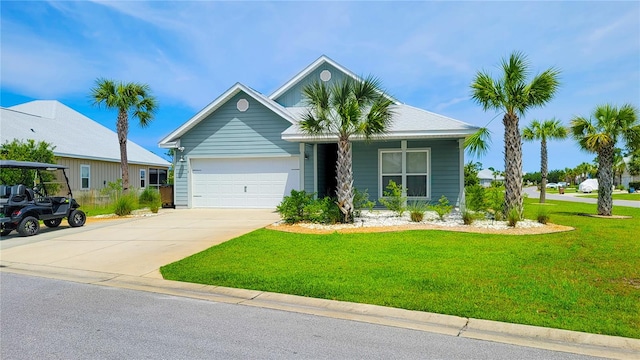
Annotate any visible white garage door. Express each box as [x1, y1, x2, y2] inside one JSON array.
[[191, 157, 300, 208]]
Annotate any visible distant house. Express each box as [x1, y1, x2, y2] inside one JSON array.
[[159, 55, 478, 209], [1, 100, 170, 195], [478, 169, 505, 187], [621, 156, 640, 188]]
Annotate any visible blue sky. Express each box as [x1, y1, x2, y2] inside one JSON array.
[[2, 1, 638, 173]]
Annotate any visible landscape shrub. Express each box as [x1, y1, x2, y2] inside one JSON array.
[[507, 208, 521, 227], [485, 186, 505, 218], [536, 207, 550, 224], [139, 187, 159, 205], [430, 195, 453, 221], [461, 209, 477, 225], [465, 185, 486, 211], [113, 192, 138, 216], [407, 201, 428, 222], [353, 188, 375, 217], [101, 179, 123, 201], [629, 181, 640, 190], [276, 190, 314, 224], [378, 180, 406, 216], [304, 197, 342, 224]]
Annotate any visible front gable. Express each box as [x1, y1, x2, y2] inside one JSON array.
[[271, 60, 353, 107], [180, 90, 299, 157]]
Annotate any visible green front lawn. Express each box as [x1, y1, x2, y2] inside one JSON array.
[[580, 192, 640, 201], [161, 200, 640, 338]]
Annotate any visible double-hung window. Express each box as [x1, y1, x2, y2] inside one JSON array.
[[149, 168, 168, 189], [80, 165, 90, 190], [380, 148, 430, 198]]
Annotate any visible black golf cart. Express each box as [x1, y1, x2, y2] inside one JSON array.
[[1, 160, 86, 237]]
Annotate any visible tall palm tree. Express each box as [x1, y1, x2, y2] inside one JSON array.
[[91, 78, 157, 193], [522, 118, 567, 203], [571, 104, 639, 216], [470, 51, 560, 217], [300, 76, 393, 223]]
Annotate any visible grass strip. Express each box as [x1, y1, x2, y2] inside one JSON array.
[[161, 199, 640, 338]]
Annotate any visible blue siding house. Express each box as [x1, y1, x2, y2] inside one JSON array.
[[159, 56, 478, 209]]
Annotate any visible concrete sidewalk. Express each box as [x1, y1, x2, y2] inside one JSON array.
[[1, 208, 639, 359]]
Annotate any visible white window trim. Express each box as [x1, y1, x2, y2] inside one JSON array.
[[140, 169, 147, 189], [80, 164, 90, 190], [379, 147, 431, 200]]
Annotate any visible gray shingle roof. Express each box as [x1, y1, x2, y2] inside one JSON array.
[[1, 100, 169, 166], [280, 104, 479, 142]]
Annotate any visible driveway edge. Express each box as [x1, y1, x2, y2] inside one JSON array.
[[2, 261, 638, 360]]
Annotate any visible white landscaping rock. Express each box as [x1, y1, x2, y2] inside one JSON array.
[[279, 209, 544, 231]]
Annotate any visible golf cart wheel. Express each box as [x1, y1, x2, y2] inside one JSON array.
[[68, 210, 86, 227], [1, 229, 12, 237], [44, 218, 63, 228], [17, 216, 40, 237]]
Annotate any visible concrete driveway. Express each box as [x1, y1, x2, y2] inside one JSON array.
[[0, 209, 279, 278]]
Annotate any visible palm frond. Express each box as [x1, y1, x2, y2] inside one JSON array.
[[299, 110, 327, 135], [470, 71, 502, 111], [464, 127, 492, 157], [360, 98, 394, 140], [501, 51, 529, 93], [526, 67, 561, 108]]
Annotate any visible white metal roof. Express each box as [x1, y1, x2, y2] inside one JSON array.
[[478, 169, 505, 181], [1, 100, 169, 167]]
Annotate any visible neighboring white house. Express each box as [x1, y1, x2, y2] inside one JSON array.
[[478, 169, 505, 187], [621, 156, 640, 188], [1, 100, 170, 195]]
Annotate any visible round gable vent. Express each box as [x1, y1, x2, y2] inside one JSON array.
[[320, 70, 332, 82], [237, 98, 249, 112]]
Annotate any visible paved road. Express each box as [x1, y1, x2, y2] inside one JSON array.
[[524, 186, 640, 208], [0, 273, 600, 360]]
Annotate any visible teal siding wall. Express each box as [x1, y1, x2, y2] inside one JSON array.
[[174, 91, 300, 206], [304, 143, 314, 192], [351, 139, 461, 206], [273, 64, 348, 107]]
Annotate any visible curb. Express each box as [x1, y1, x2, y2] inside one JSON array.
[[1, 261, 638, 360]]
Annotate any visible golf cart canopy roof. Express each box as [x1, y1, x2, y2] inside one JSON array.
[[0, 160, 68, 170]]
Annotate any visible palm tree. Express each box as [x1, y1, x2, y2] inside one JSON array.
[[571, 104, 639, 216], [300, 76, 393, 223], [470, 51, 560, 217], [522, 118, 567, 203], [91, 78, 157, 193], [612, 148, 626, 187], [575, 162, 596, 183]]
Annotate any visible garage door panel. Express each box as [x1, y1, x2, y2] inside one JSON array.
[[191, 157, 300, 208]]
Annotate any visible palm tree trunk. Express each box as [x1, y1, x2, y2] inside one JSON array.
[[540, 138, 547, 203], [503, 113, 524, 217], [117, 110, 130, 193], [597, 146, 614, 216], [335, 136, 354, 223]]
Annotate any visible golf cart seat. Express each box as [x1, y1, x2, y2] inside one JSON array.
[[8, 184, 30, 205], [0, 185, 10, 205]]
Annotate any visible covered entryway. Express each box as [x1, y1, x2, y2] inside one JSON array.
[[191, 157, 299, 208]]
